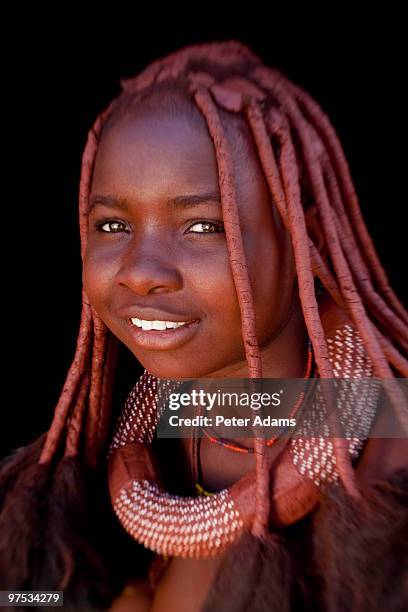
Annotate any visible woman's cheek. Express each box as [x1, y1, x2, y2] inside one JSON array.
[[190, 253, 239, 319], [82, 253, 114, 311]]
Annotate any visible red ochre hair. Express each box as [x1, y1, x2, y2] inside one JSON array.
[[1, 40, 407, 606]]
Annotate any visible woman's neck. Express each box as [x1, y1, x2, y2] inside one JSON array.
[[174, 296, 311, 492]]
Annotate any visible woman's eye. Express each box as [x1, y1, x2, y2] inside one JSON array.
[[187, 221, 224, 234], [95, 219, 128, 233], [93, 219, 224, 235]]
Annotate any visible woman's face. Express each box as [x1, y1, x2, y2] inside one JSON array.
[[83, 109, 298, 379]]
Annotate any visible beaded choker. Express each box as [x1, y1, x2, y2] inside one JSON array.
[[107, 320, 379, 559]]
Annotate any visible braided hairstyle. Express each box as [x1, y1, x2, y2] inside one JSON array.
[[1, 40, 407, 610]]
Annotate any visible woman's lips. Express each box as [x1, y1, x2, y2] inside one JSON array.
[[126, 318, 201, 350]]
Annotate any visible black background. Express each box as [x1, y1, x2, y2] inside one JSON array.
[[2, 13, 406, 457]]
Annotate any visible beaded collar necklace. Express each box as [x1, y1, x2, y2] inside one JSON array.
[[107, 320, 379, 559]]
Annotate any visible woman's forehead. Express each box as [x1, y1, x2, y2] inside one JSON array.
[[92, 114, 219, 197], [90, 112, 273, 222]]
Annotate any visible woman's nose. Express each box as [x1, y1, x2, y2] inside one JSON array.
[[115, 240, 183, 295]]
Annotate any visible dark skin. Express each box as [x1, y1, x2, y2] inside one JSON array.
[[83, 112, 316, 381], [84, 107, 321, 477], [83, 109, 324, 611]]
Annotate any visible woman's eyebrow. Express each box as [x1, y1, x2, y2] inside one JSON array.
[[168, 191, 221, 210], [89, 191, 222, 213], [89, 195, 128, 212]]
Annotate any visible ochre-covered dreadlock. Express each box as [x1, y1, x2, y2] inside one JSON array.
[[1, 40, 407, 609]]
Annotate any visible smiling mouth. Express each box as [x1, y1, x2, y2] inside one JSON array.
[[126, 317, 201, 351]]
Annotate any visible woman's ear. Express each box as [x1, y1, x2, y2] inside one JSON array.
[[304, 203, 328, 261]]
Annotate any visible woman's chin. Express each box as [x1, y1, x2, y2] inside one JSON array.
[[132, 349, 247, 380], [132, 354, 226, 380]]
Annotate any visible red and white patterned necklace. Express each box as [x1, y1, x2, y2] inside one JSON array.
[[107, 322, 379, 559]]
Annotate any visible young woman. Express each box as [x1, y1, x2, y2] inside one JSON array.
[[1, 41, 407, 611]]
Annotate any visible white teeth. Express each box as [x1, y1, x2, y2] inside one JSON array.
[[151, 320, 166, 330], [165, 321, 178, 329], [130, 317, 190, 330]]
